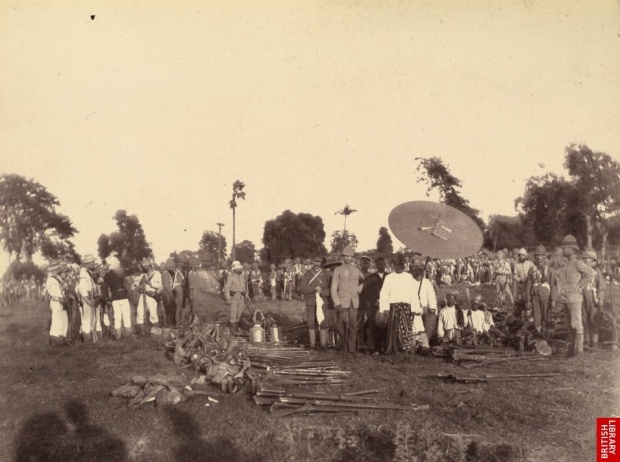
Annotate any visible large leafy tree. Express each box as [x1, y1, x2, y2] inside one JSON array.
[[40, 234, 81, 263], [564, 144, 620, 250], [515, 173, 577, 246], [516, 145, 620, 252], [330, 230, 358, 254], [234, 240, 256, 264], [483, 215, 537, 252], [376, 226, 393, 255], [229, 180, 246, 261], [415, 157, 485, 230], [97, 210, 153, 267], [199, 230, 227, 262], [261, 210, 327, 264], [0, 174, 77, 262]]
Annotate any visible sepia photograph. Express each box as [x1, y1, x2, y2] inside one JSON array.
[[0, 1, 619, 461]]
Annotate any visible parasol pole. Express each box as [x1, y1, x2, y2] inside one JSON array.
[[418, 256, 430, 297]]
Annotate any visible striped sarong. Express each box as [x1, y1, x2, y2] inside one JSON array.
[[386, 303, 415, 353]]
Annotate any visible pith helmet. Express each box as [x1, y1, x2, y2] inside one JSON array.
[[341, 245, 354, 257], [582, 249, 598, 261], [47, 261, 64, 273], [560, 235, 579, 250]]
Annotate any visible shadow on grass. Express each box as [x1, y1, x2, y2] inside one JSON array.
[[166, 407, 265, 462], [14, 400, 127, 462]]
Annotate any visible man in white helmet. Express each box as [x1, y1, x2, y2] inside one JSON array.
[[513, 248, 534, 308], [330, 245, 364, 353], [224, 261, 247, 334]]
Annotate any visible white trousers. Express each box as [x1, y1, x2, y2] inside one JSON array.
[[136, 294, 158, 325], [49, 301, 68, 337], [112, 299, 132, 329], [80, 302, 101, 334]]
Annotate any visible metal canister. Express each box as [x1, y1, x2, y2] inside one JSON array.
[[250, 310, 265, 343], [269, 326, 282, 342]]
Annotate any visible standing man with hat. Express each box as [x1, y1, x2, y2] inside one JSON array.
[[363, 256, 388, 353], [411, 262, 438, 347], [224, 261, 247, 334], [552, 235, 596, 356], [45, 261, 69, 346], [299, 256, 331, 350], [356, 255, 372, 350], [330, 245, 364, 353], [161, 258, 185, 326], [77, 254, 102, 343], [136, 258, 162, 335], [581, 249, 606, 349], [493, 250, 514, 309], [526, 245, 554, 338], [513, 248, 534, 307], [250, 263, 263, 301], [103, 256, 131, 340], [379, 254, 427, 353]]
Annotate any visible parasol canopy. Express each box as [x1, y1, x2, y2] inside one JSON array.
[[388, 201, 483, 259]]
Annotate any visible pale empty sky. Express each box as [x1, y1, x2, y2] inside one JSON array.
[[1, 0, 619, 270]]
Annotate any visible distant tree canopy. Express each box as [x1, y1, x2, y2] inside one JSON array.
[[330, 230, 358, 254], [261, 210, 327, 264], [375, 227, 393, 255], [234, 240, 256, 264], [516, 145, 620, 251], [2, 260, 46, 283], [40, 236, 81, 264], [199, 230, 227, 261], [97, 210, 153, 267], [483, 215, 537, 252], [0, 174, 77, 262], [415, 157, 485, 231]]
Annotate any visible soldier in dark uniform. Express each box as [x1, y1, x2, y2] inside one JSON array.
[[581, 249, 605, 349], [299, 256, 331, 349], [362, 256, 387, 353]]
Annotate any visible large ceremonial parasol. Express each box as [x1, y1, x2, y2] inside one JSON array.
[[388, 201, 483, 292]]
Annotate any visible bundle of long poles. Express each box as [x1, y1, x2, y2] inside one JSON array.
[[253, 387, 429, 417]]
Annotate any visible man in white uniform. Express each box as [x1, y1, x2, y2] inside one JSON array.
[[136, 258, 163, 335], [46, 261, 69, 346], [77, 254, 101, 343]]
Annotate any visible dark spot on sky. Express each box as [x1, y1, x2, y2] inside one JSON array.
[[91, 15, 95, 20]]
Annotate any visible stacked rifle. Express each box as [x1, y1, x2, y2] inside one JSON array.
[[244, 344, 352, 387], [435, 372, 561, 384], [451, 348, 550, 369], [434, 344, 550, 369], [254, 386, 429, 417]]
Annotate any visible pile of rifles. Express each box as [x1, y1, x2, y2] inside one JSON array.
[[243, 342, 429, 417]]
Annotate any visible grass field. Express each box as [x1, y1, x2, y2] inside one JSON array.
[[1, 284, 619, 462]]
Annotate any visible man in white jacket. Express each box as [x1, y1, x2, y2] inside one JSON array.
[[379, 254, 429, 353], [411, 263, 437, 347]]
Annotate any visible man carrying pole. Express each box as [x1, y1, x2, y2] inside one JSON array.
[[300, 256, 331, 350], [135, 258, 162, 336], [77, 254, 102, 343], [224, 261, 247, 334]]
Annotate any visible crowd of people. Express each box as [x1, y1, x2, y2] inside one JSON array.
[[1, 275, 44, 305], [42, 255, 202, 346], [218, 236, 617, 357], [31, 234, 619, 357]]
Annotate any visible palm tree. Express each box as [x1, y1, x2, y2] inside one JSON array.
[[229, 181, 246, 261], [335, 204, 357, 234], [216, 222, 225, 269]]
